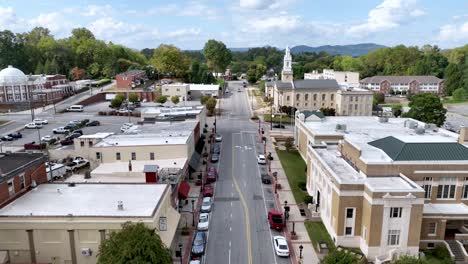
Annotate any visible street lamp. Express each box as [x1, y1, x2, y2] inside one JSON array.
[[178, 243, 183, 264], [299, 244, 304, 259], [284, 200, 289, 220], [191, 199, 195, 227], [273, 171, 278, 194]]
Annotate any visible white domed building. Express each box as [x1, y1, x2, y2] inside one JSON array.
[[0, 66, 72, 111]]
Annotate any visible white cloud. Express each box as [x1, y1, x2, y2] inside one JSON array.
[[81, 5, 113, 17], [128, 2, 219, 20], [245, 15, 301, 32], [0, 6, 19, 30], [238, 0, 295, 10], [167, 28, 201, 38], [28, 12, 74, 36], [348, 0, 425, 35], [438, 21, 468, 44]]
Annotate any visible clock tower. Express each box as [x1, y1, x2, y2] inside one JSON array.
[[281, 46, 293, 82]]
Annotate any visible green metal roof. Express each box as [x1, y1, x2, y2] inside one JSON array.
[[368, 136, 468, 161], [302, 110, 325, 119]]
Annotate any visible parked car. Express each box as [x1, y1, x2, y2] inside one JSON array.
[[72, 130, 83, 136], [273, 124, 286, 129], [80, 119, 90, 126], [66, 105, 83, 112], [118, 108, 132, 113], [24, 141, 44, 150], [212, 143, 221, 154], [66, 132, 82, 140], [65, 158, 90, 172], [206, 167, 218, 183], [33, 118, 48, 125], [1, 135, 13, 141], [200, 197, 213, 213], [41, 135, 57, 143], [63, 124, 77, 130], [86, 120, 100, 126], [273, 236, 290, 257], [215, 134, 222, 142], [261, 166, 271, 184], [210, 152, 219, 163], [191, 231, 207, 257], [25, 122, 42, 129], [197, 213, 210, 231], [203, 184, 214, 197], [53, 127, 70, 134], [257, 154, 266, 165], [268, 210, 285, 230], [68, 120, 81, 125], [8, 132, 22, 139], [120, 123, 133, 132], [60, 138, 74, 146]]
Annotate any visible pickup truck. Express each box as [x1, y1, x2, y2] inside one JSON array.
[[65, 158, 90, 172], [24, 142, 46, 150]]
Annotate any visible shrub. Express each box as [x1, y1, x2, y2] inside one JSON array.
[[298, 181, 307, 191], [303, 195, 313, 204], [251, 115, 259, 120]]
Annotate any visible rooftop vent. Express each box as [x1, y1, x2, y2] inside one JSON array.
[[68, 182, 76, 187], [335, 124, 347, 132], [378, 117, 388, 123], [117, 201, 124, 210], [57, 188, 61, 194], [415, 128, 425, 135]]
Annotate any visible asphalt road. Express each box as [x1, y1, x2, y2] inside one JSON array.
[[205, 81, 290, 264]]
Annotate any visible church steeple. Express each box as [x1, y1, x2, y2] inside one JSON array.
[[281, 46, 293, 82]]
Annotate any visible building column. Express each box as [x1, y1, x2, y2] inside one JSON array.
[[68, 230, 77, 264], [26, 229, 36, 263]]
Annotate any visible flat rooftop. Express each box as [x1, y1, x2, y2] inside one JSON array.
[[0, 184, 168, 217], [79, 132, 114, 139], [124, 120, 198, 135], [140, 105, 204, 116], [94, 133, 190, 147], [424, 203, 468, 216], [303, 116, 460, 163], [88, 158, 187, 177], [314, 146, 364, 184], [365, 176, 422, 192], [189, 84, 219, 91]]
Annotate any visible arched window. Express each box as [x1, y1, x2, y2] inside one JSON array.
[[305, 94, 309, 101], [331, 94, 334, 101], [322, 94, 326, 100], [296, 94, 300, 100], [313, 94, 317, 101]]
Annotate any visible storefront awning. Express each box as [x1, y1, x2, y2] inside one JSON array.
[[178, 181, 190, 200]]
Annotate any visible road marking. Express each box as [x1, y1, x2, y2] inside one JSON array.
[[230, 226, 232, 232], [249, 133, 279, 264], [230, 213, 232, 218], [231, 133, 253, 264]]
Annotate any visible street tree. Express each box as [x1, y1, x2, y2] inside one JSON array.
[[392, 104, 403, 117], [405, 93, 446, 127], [200, 95, 210, 105], [452, 88, 467, 101], [151, 44, 189, 78], [203, 39, 232, 73], [111, 94, 126, 108], [155, 95, 168, 104], [205, 97, 217, 115], [97, 222, 172, 264], [373, 92, 385, 105], [171, 95, 180, 105], [128, 93, 139, 103], [444, 63, 463, 96]]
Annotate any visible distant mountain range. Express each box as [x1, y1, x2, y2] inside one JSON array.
[[289, 43, 387, 56]]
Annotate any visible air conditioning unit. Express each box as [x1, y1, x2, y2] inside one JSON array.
[[81, 248, 92, 256]]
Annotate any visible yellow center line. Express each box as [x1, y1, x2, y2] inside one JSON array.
[[232, 132, 253, 264]]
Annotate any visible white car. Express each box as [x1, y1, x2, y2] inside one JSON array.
[[197, 213, 210, 231], [118, 108, 132, 113], [33, 118, 48, 125], [120, 123, 133, 132], [200, 197, 212, 213], [273, 236, 290, 257], [53, 127, 70, 134], [215, 134, 223, 142], [189, 261, 201, 264], [68, 120, 81, 125], [25, 122, 42, 129], [257, 154, 266, 165], [41, 135, 56, 143]]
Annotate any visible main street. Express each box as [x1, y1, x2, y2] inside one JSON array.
[[205, 81, 290, 264]]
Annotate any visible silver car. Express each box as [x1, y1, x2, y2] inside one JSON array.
[[200, 197, 212, 213]]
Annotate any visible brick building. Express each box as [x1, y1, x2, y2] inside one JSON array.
[[116, 70, 147, 89], [360, 76, 444, 95], [0, 152, 47, 208]]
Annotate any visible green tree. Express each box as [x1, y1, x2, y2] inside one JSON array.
[[35, 61, 44, 74], [392, 104, 403, 117], [155, 95, 168, 104], [171, 95, 180, 105], [111, 94, 126, 108], [128, 93, 139, 103], [452, 88, 467, 101], [373, 92, 385, 105], [203, 39, 232, 73], [150, 44, 189, 78], [320, 250, 360, 264], [406, 93, 447, 127], [97, 222, 171, 264], [444, 63, 463, 95], [205, 97, 217, 114], [200, 95, 210, 105], [246, 67, 258, 83], [284, 137, 293, 152]]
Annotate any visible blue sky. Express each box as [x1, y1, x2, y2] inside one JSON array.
[[0, 0, 467, 50]]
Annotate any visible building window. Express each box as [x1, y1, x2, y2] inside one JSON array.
[[96, 152, 101, 160], [322, 94, 326, 100], [20, 175, 25, 189], [390, 207, 402, 218], [346, 208, 354, 218], [331, 94, 334, 101], [296, 94, 300, 100], [116, 152, 121, 160], [7, 180, 14, 196], [150, 152, 155, 160], [387, 230, 400, 246], [437, 178, 456, 199], [313, 94, 317, 101], [80, 141, 85, 147], [463, 184, 468, 199], [305, 94, 309, 101], [345, 227, 353, 235], [88, 141, 93, 147], [286, 96, 290, 101], [131, 152, 136, 160], [362, 226, 367, 241], [423, 177, 432, 199], [428, 222, 437, 236], [350, 96, 353, 102], [354, 104, 358, 110]]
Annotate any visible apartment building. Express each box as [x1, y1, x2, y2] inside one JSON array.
[[360, 76, 444, 95], [0, 152, 47, 208], [115, 70, 147, 89], [294, 114, 468, 262], [265, 47, 372, 116], [0, 183, 179, 264], [305, 69, 360, 88]]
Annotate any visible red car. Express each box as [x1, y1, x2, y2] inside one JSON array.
[[206, 167, 218, 183], [203, 184, 214, 197], [24, 142, 44, 150], [268, 210, 285, 230]]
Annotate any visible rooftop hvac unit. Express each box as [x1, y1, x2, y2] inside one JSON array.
[[81, 248, 92, 256], [409, 122, 418, 129], [378, 117, 388, 123], [415, 128, 425, 135], [335, 124, 347, 131]]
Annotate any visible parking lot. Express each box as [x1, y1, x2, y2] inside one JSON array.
[[0, 101, 138, 149]]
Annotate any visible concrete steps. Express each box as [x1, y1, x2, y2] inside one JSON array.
[[446, 240, 465, 262]]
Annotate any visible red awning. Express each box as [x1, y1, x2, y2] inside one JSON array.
[[178, 181, 190, 200]]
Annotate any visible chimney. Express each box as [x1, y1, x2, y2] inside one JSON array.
[[128, 160, 132, 171], [117, 201, 124, 210], [459, 126, 468, 144]]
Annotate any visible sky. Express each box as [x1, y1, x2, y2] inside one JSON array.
[[0, 0, 467, 50]]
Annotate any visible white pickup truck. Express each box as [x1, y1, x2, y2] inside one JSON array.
[[65, 157, 90, 172]]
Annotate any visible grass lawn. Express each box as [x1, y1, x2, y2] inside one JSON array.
[[0, 120, 8, 126], [275, 148, 307, 203], [422, 246, 454, 264], [304, 221, 335, 250], [263, 114, 294, 124]]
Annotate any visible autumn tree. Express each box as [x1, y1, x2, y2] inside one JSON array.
[[70, 67, 86, 80]]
